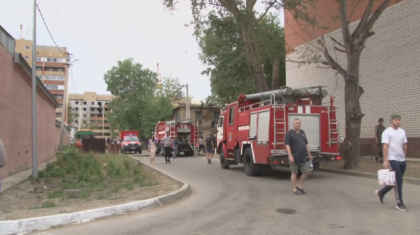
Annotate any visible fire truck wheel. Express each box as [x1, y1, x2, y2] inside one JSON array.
[[244, 148, 258, 176], [220, 147, 229, 169]]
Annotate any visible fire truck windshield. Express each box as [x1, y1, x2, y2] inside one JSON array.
[[124, 136, 139, 141]]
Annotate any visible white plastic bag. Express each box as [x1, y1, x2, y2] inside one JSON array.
[[378, 169, 396, 186]]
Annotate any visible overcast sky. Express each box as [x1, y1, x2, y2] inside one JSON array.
[[1, 0, 283, 103]]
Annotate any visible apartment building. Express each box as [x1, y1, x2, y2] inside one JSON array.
[[15, 40, 68, 122], [68, 92, 114, 139]]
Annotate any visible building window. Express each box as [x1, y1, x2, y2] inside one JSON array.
[[229, 107, 235, 125], [83, 102, 87, 105], [75, 120, 79, 124], [75, 107, 79, 111], [25, 46, 29, 49], [45, 84, 64, 90], [24, 56, 29, 59], [44, 75, 64, 81], [36, 67, 42, 71], [57, 104, 63, 108], [83, 108, 86, 111], [56, 95, 63, 99], [56, 113, 62, 117], [75, 101, 79, 105], [91, 108, 94, 111], [195, 111, 202, 122], [91, 101, 95, 105], [57, 68, 64, 72]]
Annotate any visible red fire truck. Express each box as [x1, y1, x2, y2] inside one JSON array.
[[154, 120, 199, 156], [216, 87, 342, 176]]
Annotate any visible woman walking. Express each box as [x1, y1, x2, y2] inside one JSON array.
[[148, 135, 158, 164]]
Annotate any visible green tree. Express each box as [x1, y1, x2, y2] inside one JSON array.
[[158, 76, 184, 103], [198, 12, 286, 104], [164, 0, 312, 92], [141, 96, 175, 137], [67, 105, 75, 126], [104, 59, 158, 135]]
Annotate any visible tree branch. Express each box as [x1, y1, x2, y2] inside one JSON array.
[[218, 0, 240, 18], [330, 36, 345, 48], [334, 46, 346, 53], [319, 36, 347, 78], [365, 0, 392, 33], [338, 0, 352, 53], [351, 0, 374, 40], [246, 0, 258, 12], [258, 1, 276, 22]]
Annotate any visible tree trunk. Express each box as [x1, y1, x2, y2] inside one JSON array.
[[343, 54, 364, 169], [271, 58, 280, 89], [240, 23, 270, 92]]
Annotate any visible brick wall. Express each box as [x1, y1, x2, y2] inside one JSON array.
[[360, 137, 420, 159], [285, 0, 420, 158], [0, 42, 70, 179], [284, 0, 400, 53]]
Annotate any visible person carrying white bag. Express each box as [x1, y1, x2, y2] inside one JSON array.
[[375, 114, 409, 211]]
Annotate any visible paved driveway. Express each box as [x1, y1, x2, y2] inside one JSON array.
[[30, 154, 420, 235]]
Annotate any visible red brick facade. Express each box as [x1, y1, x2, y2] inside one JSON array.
[[285, 0, 400, 53], [0, 40, 70, 179]]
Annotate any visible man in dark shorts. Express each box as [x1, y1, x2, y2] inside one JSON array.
[[205, 133, 215, 164], [375, 118, 386, 163], [285, 118, 313, 195], [162, 132, 171, 164]]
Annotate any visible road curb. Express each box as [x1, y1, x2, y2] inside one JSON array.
[[0, 157, 191, 235], [319, 168, 420, 185]]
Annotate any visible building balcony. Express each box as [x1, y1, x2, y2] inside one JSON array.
[[43, 71, 66, 76]]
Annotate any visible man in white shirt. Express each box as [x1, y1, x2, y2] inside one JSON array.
[[375, 114, 408, 211]]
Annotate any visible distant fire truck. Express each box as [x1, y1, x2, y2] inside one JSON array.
[[216, 87, 342, 176], [155, 120, 199, 156]]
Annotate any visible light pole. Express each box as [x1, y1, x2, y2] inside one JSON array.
[[31, 0, 38, 179], [180, 84, 189, 120]]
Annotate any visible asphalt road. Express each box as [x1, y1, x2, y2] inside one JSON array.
[[31, 153, 420, 235]]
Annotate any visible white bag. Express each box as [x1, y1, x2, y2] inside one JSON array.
[[378, 169, 396, 186]]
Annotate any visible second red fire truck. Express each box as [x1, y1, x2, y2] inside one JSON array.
[[154, 120, 199, 156], [216, 87, 342, 176]]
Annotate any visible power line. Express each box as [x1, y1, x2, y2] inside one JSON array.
[[36, 3, 65, 55], [70, 66, 77, 91]]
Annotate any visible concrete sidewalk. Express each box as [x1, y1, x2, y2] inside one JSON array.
[[1, 158, 54, 193], [0, 156, 191, 235]]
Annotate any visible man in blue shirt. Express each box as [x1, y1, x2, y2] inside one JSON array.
[[173, 135, 179, 161], [285, 118, 313, 195]]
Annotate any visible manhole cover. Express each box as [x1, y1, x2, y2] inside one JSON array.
[[275, 208, 296, 215]]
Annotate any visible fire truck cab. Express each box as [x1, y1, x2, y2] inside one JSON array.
[[217, 87, 342, 176]]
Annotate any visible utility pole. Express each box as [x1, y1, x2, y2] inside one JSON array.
[[31, 0, 38, 179], [181, 84, 190, 120], [59, 51, 70, 153], [102, 104, 105, 137], [186, 84, 190, 119]]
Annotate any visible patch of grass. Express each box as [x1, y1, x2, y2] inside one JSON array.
[[47, 190, 63, 199], [29, 148, 158, 201], [42, 201, 55, 208]]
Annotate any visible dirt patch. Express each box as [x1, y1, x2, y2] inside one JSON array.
[[0, 162, 183, 221], [321, 156, 420, 178]]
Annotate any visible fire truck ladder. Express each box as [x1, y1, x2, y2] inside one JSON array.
[[272, 94, 286, 147], [168, 121, 176, 140], [193, 121, 200, 152], [328, 106, 339, 147]]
